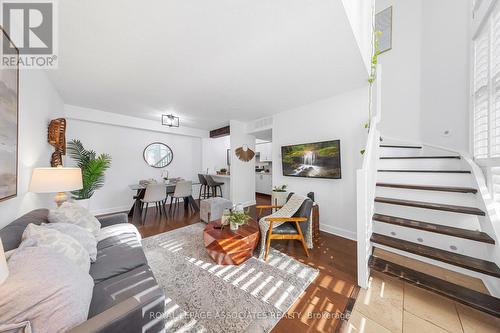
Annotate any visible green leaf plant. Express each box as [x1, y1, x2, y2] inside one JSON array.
[[361, 23, 383, 156], [67, 139, 112, 200]]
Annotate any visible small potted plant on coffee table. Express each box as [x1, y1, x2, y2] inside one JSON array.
[[221, 205, 250, 231]]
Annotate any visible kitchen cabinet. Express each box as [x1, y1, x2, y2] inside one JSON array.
[[256, 142, 272, 162], [256, 173, 272, 195]]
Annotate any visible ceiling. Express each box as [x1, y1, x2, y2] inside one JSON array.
[[48, 0, 368, 130]]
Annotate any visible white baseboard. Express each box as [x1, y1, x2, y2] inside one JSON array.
[[320, 225, 357, 241], [241, 200, 257, 208]]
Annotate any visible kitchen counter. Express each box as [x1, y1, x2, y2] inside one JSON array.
[[209, 174, 230, 179]]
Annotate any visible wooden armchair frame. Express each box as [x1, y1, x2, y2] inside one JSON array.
[[256, 205, 310, 261]]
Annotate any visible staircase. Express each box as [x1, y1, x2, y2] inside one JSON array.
[[365, 141, 500, 317]]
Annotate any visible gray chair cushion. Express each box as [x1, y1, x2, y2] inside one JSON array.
[[90, 233, 147, 284], [0, 209, 49, 251], [273, 223, 299, 234], [281, 193, 314, 236]]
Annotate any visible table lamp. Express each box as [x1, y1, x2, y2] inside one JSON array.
[[0, 239, 8, 285], [29, 167, 83, 206]]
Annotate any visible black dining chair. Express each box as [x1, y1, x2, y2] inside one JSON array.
[[204, 175, 224, 198], [198, 174, 209, 199]]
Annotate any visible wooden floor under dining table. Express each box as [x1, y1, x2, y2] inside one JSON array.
[[128, 180, 200, 224]]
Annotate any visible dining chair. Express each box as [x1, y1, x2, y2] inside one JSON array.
[[141, 183, 168, 224], [169, 180, 193, 212], [204, 175, 224, 198], [256, 193, 313, 261], [198, 174, 209, 199]]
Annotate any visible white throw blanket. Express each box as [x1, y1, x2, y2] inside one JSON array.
[[258, 194, 310, 259]]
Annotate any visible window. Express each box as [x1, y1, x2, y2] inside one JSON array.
[[473, 4, 500, 159]]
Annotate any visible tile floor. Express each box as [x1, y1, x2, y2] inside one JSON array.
[[345, 271, 500, 333]]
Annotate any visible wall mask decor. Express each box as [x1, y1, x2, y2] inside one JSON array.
[[0, 27, 19, 202], [48, 118, 67, 167], [235, 145, 255, 162]]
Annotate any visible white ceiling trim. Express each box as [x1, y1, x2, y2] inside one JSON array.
[[65, 104, 209, 138]]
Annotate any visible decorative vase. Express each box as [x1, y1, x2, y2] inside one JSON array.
[[272, 191, 288, 207], [75, 198, 91, 210], [230, 223, 239, 231]]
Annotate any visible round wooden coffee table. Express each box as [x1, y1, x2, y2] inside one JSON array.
[[203, 218, 260, 265]]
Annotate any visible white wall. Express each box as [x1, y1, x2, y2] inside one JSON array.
[[66, 114, 203, 215], [273, 86, 369, 240], [377, 0, 471, 152], [342, 0, 374, 74], [229, 120, 256, 207], [419, 0, 471, 153], [202, 136, 230, 174], [0, 70, 64, 228], [377, 0, 423, 143]]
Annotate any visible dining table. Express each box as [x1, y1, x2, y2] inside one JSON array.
[[128, 181, 200, 224]]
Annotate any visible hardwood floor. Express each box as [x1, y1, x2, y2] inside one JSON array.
[[130, 194, 358, 333]]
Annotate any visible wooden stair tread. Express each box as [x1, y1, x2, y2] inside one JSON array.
[[375, 197, 486, 216], [376, 183, 477, 194], [378, 169, 471, 173], [371, 233, 500, 278], [380, 156, 460, 159], [380, 144, 422, 149], [372, 214, 495, 244], [369, 256, 500, 317]]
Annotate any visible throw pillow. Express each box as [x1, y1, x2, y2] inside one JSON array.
[[42, 223, 97, 262], [48, 202, 101, 237], [20, 224, 90, 272], [0, 246, 93, 333]]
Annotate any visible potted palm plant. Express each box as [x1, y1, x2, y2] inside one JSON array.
[[67, 139, 112, 209]]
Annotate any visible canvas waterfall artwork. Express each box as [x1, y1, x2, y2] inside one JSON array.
[[0, 28, 19, 201]]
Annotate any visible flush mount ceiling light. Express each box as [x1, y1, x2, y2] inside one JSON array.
[[162, 114, 180, 127]]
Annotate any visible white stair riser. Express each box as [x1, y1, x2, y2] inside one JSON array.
[[377, 172, 473, 187], [378, 158, 466, 170], [374, 202, 481, 230], [380, 146, 453, 157], [373, 222, 491, 260], [372, 243, 496, 283], [375, 187, 478, 207]]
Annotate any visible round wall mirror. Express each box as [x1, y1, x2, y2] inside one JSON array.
[[143, 142, 173, 168]]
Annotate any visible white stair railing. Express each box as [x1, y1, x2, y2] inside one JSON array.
[[356, 65, 382, 288]]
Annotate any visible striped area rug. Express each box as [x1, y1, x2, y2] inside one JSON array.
[[142, 223, 318, 333]]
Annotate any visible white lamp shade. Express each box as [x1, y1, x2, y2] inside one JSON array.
[[29, 167, 83, 193], [0, 239, 8, 285]]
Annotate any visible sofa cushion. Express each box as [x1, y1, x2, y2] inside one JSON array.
[[90, 232, 147, 284], [97, 223, 141, 243], [88, 265, 164, 318], [0, 246, 94, 333], [0, 209, 49, 251], [21, 224, 91, 272]]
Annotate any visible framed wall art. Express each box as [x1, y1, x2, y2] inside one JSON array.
[[0, 27, 19, 201], [376, 6, 393, 54]]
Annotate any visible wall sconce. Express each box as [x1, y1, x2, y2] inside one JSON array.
[[162, 114, 180, 127]]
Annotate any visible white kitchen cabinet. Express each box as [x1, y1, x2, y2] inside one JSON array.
[[255, 173, 272, 195], [256, 142, 272, 162]]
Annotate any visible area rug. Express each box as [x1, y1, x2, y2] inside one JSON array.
[[142, 223, 319, 333]]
